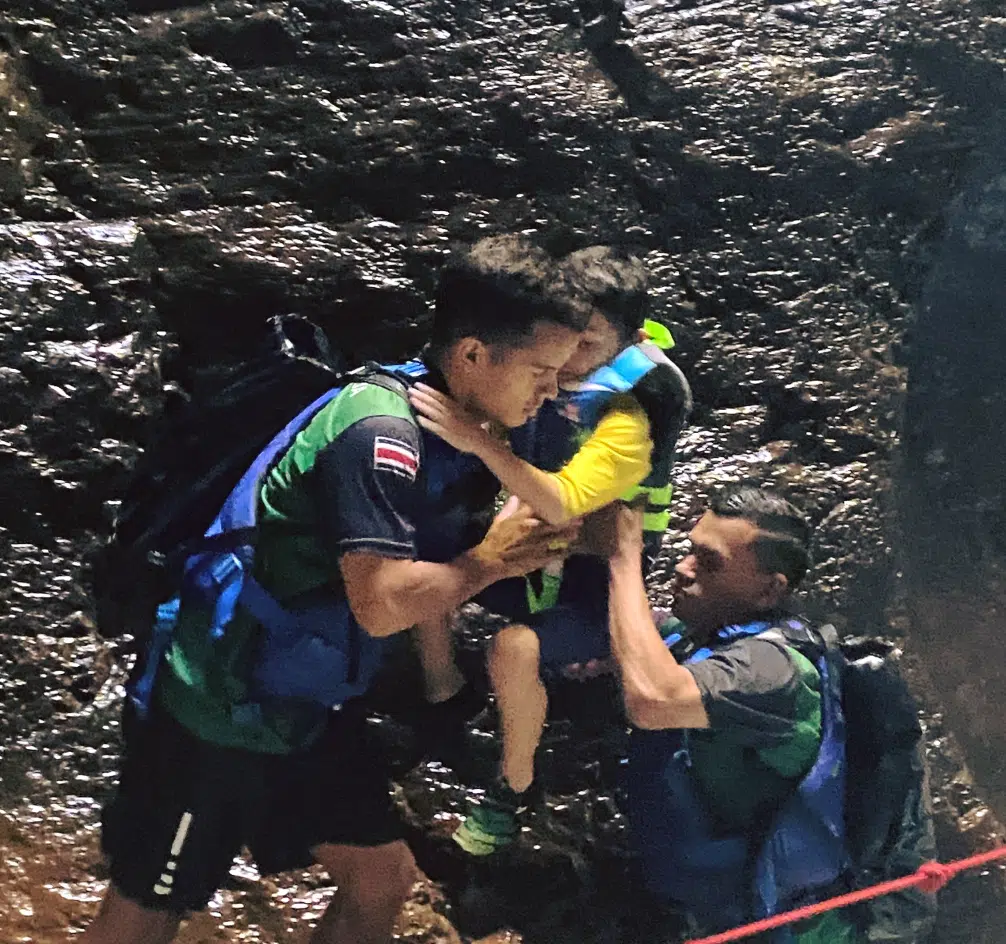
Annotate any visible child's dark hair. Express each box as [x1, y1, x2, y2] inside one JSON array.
[[709, 485, 812, 588], [560, 245, 649, 342], [430, 236, 588, 359]]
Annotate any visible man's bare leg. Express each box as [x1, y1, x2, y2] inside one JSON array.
[[309, 840, 417, 944], [413, 613, 466, 704], [79, 885, 181, 944]]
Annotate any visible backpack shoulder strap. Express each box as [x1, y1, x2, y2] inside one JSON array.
[[357, 363, 414, 397], [759, 619, 839, 657]]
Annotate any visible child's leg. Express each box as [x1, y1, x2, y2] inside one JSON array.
[[412, 612, 466, 704], [487, 623, 547, 794], [452, 623, 545, 856]]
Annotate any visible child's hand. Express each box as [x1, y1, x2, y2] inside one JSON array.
[[409, 383, 493, 455]]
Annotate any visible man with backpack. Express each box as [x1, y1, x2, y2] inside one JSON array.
[[81, 255, 587, 944], [601, 485, 937, 943]]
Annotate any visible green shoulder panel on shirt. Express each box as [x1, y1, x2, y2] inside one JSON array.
[[158, 379, 415, 755], [689, 644, 822, 834], [757, 645, 823, 778]]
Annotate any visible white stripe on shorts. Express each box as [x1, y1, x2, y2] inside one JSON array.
[[153, 810, 194, 896]]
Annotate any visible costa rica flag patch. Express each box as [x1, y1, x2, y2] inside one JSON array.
[[373, 437, 420, 481]]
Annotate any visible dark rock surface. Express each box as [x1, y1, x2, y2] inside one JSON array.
[[1, 0, 1006, 940], [902, 114, 1006, 819]]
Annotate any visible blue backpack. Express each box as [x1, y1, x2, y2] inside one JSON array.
[[128, 377, 410, 720], [88, 315, 425, 718]]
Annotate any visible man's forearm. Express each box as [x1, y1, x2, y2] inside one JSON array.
[[608, 552, 708, 729], [608, 554, 679, 709], [342, 502, 578, 636], [341, 550, 500, 637]]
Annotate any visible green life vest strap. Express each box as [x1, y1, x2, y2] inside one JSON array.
[[621, 483, 673, 533]]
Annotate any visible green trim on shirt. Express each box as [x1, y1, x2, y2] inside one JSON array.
[[688, 644, 822, 834]]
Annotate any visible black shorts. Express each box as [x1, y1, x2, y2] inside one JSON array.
[[101, 702, 404, 912], [478, 555, 612, 669]]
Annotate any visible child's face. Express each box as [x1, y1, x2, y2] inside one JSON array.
[[557, 312, 624, 386]]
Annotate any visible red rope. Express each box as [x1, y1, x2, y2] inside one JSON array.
[[685, 846, 1006, 944]]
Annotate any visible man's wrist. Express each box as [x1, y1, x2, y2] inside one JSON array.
[[459, 543, 504, 591], [609, 544, 643, 573]]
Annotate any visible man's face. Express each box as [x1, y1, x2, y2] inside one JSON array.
[[470, 322, 583, 428], [557, 312, 624, 386], [671, 511, 785, 633]]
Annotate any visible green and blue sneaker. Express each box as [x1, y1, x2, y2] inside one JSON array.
[[452, 778, 529, 856]]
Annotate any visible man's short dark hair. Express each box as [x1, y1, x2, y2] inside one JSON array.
[[430, 236, 588, 358], [709, 485, 812, 588], [560, 245, 649, 343]]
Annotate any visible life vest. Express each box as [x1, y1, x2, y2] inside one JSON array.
[[128, 361, 491, 721], [515, 341, 690, 536], [624, 618, 848, 941]]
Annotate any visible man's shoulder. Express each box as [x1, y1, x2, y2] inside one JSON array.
[[690, 631, 819, 701], [323, 378, 416, 428], [301, 381, 419, 456], [732, 629, 822, 675], [688, 628, 823, 759], [752, 621, 826, 681]]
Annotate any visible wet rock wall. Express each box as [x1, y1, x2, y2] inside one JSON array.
[[2, 0, 1006, 941]]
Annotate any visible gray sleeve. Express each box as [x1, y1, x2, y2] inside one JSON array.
[[684, 638, 807, 749]]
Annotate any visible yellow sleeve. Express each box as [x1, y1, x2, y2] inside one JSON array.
[[550, 397, 653, 518]]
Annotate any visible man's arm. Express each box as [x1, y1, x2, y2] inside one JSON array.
[[341, 501, 577, 637], [607, 503, 709, 730], [314, 406, 578, 637]]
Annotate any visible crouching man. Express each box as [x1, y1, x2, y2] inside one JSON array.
[[605, 486, 862, 943]]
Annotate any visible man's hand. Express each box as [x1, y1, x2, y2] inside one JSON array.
[[339, 499, 575, 637], [575, 500, 646, 561], [471, 498, 580, 582], [572, 504, 620, 558], [409, 383, 495, 455]]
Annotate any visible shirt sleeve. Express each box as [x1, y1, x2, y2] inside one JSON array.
[[313, 415, 422, 559], [549, 396, 653, 518], [684, 638, 814, 750]]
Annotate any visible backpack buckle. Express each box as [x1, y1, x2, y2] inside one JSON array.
[[196, 552, 244, 592]]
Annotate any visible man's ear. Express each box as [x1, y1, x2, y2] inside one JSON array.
[[760, 572, 788, 609], [456, 337, 486, 366]]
